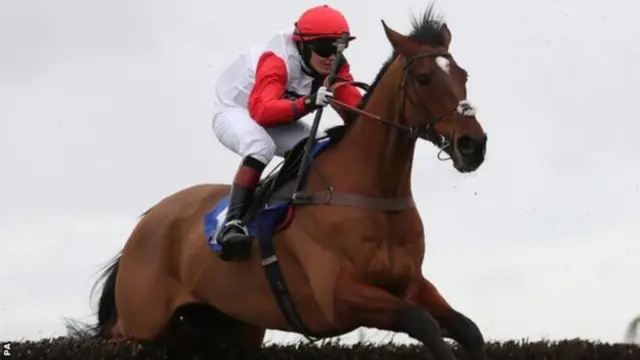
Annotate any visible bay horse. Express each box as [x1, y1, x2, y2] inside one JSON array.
[[67, 5, 489, 360]]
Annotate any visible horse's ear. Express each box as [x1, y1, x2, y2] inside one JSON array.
[[440, 23, 452, 49], [381, 20, 416, 55]]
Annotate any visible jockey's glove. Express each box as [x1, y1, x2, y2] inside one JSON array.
[[302, 86, 334, 110]]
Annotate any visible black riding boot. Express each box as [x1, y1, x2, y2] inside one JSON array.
[[217, 156, 265, 261]]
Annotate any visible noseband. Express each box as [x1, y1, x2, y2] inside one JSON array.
[[329, 50, 475, 160]]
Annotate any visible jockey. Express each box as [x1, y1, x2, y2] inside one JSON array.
[[210, 5, 363, 259]]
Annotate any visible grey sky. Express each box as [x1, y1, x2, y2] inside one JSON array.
[[1, 0, 639, 345]]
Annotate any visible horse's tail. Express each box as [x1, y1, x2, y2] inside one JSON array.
[[65, 208, 152, 339], [65, 253, 122, 339], [624, 314, 640, 343]]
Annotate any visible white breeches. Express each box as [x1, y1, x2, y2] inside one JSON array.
[[211, 106, 311, 165]]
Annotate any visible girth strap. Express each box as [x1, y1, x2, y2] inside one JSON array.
[[291, 189, 415, 211]]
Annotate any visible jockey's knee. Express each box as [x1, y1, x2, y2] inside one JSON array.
[[241, 137, 276, 166], [210, 107, 276, 165], [266, 121, 311, 157]]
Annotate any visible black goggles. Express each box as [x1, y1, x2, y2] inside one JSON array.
[[306, 38, 348, 58]]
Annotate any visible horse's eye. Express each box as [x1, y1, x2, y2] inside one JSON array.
[[415, 74, 432, 85]]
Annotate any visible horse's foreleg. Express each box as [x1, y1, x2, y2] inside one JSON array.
[[408, 277, 487, 360], [333, 273, 457, 360]]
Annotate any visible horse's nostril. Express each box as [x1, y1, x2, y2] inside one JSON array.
[[456, 135, 475, 155]]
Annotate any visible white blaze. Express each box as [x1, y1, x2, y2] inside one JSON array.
[[436, 56, 450, 73], [456, 100, 477, 116]]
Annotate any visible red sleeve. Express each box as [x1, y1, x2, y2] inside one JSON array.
[[333, 61, 363, 108], [248, 52, 308, 127]]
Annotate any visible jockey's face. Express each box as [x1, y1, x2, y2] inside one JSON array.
[[309, 51, 334, 75], [306, 38, 344, 76]]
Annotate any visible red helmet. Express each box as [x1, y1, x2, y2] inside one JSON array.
[[292, 5, 356, 42]]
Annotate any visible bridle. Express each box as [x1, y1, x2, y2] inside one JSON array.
[[328, 50, 474, 161]]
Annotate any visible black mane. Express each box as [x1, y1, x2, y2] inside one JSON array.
[[324, 2, 447, 141]]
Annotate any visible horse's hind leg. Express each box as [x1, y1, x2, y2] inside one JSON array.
[[115, 267, 198, 341], [168, 303, 266, 350], [408, 277, 487, 360]]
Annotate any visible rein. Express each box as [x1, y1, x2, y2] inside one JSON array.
[[291, 50, 466, 213]]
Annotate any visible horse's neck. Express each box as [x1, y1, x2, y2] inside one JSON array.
[[328, 63, 416, 197]]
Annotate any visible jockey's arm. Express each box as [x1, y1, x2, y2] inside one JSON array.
[[330, 60, 363, 124], [248, 52, 313, 127]]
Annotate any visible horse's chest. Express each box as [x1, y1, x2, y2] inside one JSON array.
[[320, 210, 424, 296], [362, 243, 418, 297]]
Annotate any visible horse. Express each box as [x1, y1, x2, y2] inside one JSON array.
[[626, 315, 640, 343], [66, 4, 489, 360]]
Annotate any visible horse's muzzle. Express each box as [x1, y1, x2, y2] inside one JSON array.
[[453, 134, 487, 172]]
